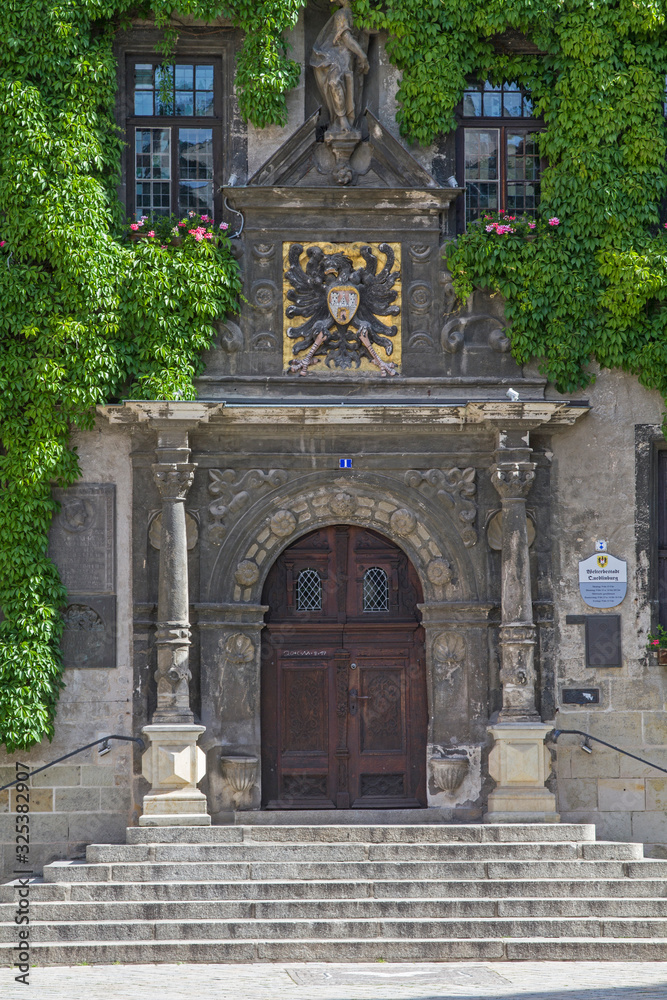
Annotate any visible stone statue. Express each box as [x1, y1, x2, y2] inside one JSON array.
[[310, 0, 370, 135]]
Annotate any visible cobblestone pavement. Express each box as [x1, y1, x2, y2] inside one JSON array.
[[1, 962, 667, 1000]]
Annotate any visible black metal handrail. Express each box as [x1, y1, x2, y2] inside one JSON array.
[[0, 735, 145, 793], [552, 728, 667, 775]]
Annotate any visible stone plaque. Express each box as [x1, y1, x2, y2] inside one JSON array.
[[585, 614, 622, 668], [61, 595, 116, 670], [579, 552, 627, 608], [49, 484, 116, 668], [49, 484, 115, 593]]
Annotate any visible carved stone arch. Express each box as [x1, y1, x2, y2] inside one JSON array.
[[204, 472, 480, 605]]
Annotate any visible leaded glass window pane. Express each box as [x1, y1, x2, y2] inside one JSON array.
[[133, 63, 215, 118], [296, 569, 322, 612], [464, 128, 499, 225], [505, 131, 541, 216], [363, 567, 389, 612], [178, 128, 214, 216], [135, 128, 171, 218]]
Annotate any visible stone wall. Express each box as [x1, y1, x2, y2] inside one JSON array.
[[548, 369, 667, 851], [0, 420, 137, 879]]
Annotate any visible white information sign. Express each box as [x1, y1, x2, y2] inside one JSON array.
[[578, 552, 627, 608]]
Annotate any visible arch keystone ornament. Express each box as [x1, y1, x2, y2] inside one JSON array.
[[330, 491, 357, 517]]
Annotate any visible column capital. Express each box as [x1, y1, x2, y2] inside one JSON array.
[[152, 463, 196, 501], [490, 463, 536, 500]]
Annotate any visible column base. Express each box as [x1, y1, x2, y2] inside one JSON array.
[[484, 721, 559, 824], [139, 723, 211, 827]]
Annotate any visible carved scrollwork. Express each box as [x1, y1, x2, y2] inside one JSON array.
[[152, 464, 195, 502], [405, 467, 478, 547], [489, 327, 511, 353], [440, 318, 465, 354], [490, 464, 536, 500], [208, 469, 289, 542]]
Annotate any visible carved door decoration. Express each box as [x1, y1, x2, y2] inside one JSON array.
[[261, 526, 426, 808]]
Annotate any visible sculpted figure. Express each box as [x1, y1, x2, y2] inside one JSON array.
[[310, 0, 370, 134]]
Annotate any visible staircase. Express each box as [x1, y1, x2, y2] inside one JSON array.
[[3, 816, 667, 963]]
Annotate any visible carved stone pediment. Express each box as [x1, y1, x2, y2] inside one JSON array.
[[248, 110, 453, 190]]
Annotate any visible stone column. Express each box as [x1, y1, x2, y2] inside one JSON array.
[[485, 428, 558, 823], [140, 425, 210, 826]]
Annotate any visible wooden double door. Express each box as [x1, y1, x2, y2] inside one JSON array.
[[261, 526, 427, 809]]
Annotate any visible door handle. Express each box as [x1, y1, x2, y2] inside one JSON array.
[[349, 688, 370, 715]]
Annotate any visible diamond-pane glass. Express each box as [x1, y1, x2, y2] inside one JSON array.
[[296, 569, 322, 611], [363, 567, 389, 612]]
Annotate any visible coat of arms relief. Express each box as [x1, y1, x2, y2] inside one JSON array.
[[283, 241, 402, 376]]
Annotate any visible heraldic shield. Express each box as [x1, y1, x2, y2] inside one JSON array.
[[327, 285, 360, 325]]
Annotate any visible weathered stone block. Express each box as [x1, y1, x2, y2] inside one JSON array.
[[643, 714, 667, 746], [584, 712, 642, 744], [99, 786, 132, 812], [10, 788, 53, 813], [32, 766, 81, 788], [557, 778, 597, 812], [0, 791, 8, 813], [570, 750, 620, 779], [54, 787, 101, 813], [598, 778, 645, 812], [81, 765, 115, 787], [67, 813, 127, 844], [645, 777, 667, 811], [27, 815, 70, 842], [631, 810, 667, 844]]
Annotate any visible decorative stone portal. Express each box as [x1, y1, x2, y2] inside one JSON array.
[[197, 473, 491, 822]]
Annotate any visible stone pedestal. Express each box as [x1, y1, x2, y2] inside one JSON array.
[[139, 724, 210, 826], [484, 722, 559, 822]]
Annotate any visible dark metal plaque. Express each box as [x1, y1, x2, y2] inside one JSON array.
[[286, 965, 510, 987], [562, 687, 600, 705], [61, 595, 116, 670], [585, 614, 621, 668], [49, 484, 115, 593]]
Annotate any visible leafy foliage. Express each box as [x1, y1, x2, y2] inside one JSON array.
[[4, 0, 667, 750]]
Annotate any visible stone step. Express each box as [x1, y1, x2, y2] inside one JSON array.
[[1, 937, 666, 964], [41, 858, 655, 883], [9, 875, 667, 904], [84, 840, 642, 864], [127, 822, 597, 844], [6, 915, 667, 944], [4, 896, 667, 923]]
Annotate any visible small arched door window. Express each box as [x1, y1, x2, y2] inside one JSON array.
[[363, 567, 389, 612], [296, 568, 322, 611]]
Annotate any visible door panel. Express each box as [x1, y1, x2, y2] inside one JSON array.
[[261, 526, 426, 809]]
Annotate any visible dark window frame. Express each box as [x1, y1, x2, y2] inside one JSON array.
[[127, 55, 224, 221], [114, 31, 238, 223], [455, 81, 546, 232]]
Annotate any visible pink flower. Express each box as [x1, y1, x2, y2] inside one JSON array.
[[0, 241, 6, 247], [204, 232, 213, 239], [160, 244, 167, 249], [528, 222, 536, 229], [219, 222, 228, 230], [178, 221, 186, 227], [147, 230, 155, 237], [130, 223, 139, 231], [549, 217, 560, 226], [485, 225, 494, 232], [653, 639, 660, 645], [200, 215, 210, 222], [664, 222, 667, 229]]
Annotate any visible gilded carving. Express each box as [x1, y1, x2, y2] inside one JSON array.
[[208, 469, 289, 542], [269, 509, 297, 538], [390, 508, 416, 536], [283, 241, 401, 376], [405, 467, 478, 547], [235, 560, 260, 587]]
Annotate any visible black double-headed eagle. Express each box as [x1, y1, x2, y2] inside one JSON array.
[[285, 242, 400, 376]]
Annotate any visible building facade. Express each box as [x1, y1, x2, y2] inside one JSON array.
[[2, 3, 667, 878]]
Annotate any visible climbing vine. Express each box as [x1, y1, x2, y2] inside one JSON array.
[[4, 0, 667, 750]]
